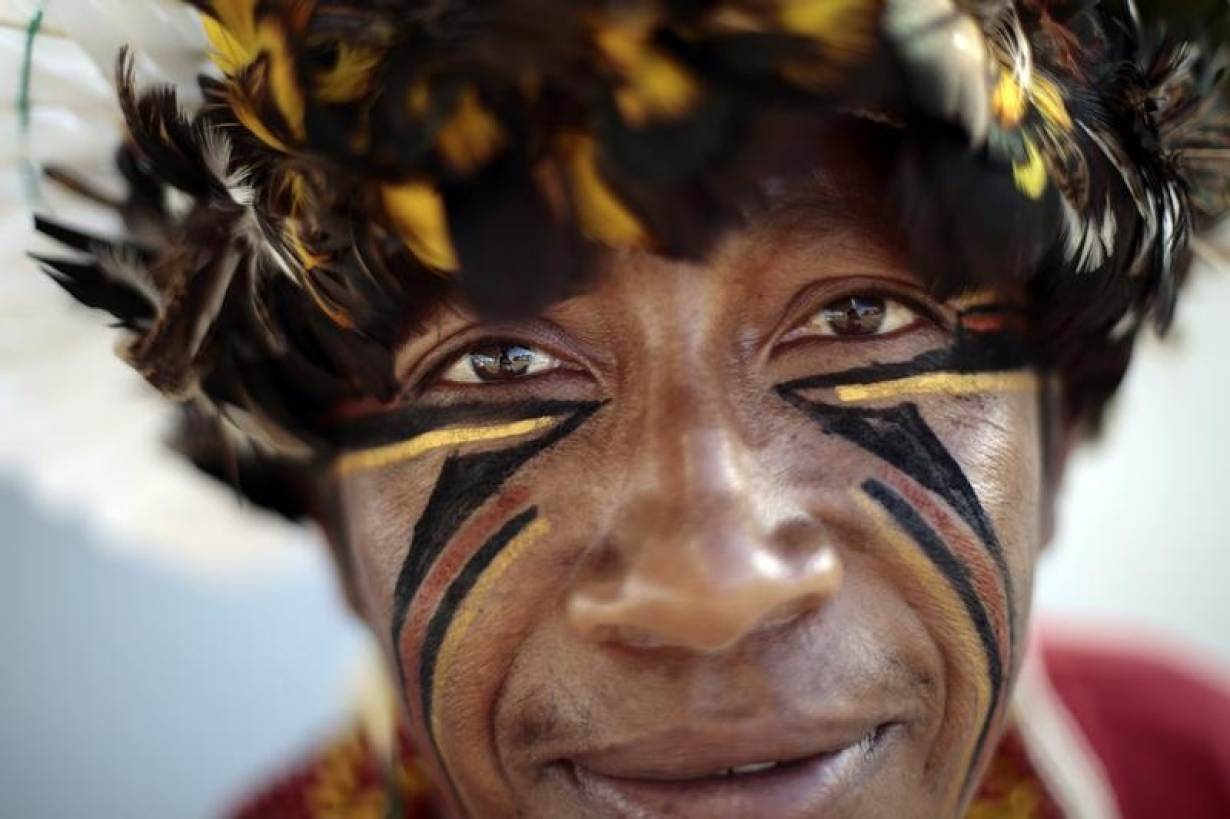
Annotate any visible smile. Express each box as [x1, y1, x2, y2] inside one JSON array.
[[564, 722, 901, 818]]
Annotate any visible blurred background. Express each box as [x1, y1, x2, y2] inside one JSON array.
[[3, 4, 1228, 818]]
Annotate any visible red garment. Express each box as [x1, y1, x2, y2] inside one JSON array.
[[230, 642, 1230, 818], [1043, 642, 1230, 819]]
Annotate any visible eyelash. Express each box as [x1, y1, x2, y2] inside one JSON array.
[[423, 290, 940, 390]]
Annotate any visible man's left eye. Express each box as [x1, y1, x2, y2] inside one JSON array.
[[797, 295, 921, 338], [439, 343, 563, 384]]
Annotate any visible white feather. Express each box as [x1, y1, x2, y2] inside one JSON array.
[[2, 19, 304, 575]]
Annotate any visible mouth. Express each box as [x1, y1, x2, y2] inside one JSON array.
[[562, 721, 901, 819]]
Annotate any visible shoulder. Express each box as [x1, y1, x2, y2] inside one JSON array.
[[1042, 638, 1230, 819], [227, 725, 440, 819]]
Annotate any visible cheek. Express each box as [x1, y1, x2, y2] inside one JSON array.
[[778, 380, 1042, 809], [944, 392, 1044, 636], [334, 411, 613, 811]]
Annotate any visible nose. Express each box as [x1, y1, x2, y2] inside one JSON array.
[[567, 428, 842, 653]]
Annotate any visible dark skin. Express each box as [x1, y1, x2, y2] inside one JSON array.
[[326, 148, 1058, 819]]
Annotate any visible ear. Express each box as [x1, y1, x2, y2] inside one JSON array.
[[1037, 375, 1079, 548]]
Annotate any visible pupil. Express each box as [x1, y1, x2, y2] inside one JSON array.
[[824, 296, 886, 335], [470, 344, 534, 380]]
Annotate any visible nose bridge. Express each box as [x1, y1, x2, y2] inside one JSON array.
[[567, 333, 843, 653]]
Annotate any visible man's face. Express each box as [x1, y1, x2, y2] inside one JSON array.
[[331, 165, 1048, 818]]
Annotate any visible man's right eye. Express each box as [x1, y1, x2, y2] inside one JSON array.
[[439, 342, 563, 384]]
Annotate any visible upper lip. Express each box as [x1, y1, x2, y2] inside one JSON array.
[[562, 715, 893, 781]]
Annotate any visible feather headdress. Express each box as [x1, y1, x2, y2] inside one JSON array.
[[31, 0, 1230, 515]]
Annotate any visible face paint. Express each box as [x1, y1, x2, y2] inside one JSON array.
[[334, 400, 601, 809], [862, 481, 1004, 804], [775, 305, 1032, 808], [421, 509, 550, 743], [333, 217, 1052, 818], [852, 489, 994, 816]]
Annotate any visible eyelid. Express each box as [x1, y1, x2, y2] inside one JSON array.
[[401, 323, 593, 398], [767, 279, 954, 357]]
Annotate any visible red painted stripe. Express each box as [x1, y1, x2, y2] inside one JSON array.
[[881, 472, 1012, 676], [397, 484, 532, 731]]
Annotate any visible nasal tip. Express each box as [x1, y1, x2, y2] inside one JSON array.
[[567, 547, 843, 653]]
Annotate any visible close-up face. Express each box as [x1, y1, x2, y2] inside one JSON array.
[[330, 149, 1052, 819], [15, 2, 1228, 817]]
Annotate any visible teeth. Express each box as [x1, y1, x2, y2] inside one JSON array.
[[722, 761, 779, 777]]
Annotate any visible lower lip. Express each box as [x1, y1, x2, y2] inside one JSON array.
[[567, 724, 899, 819]]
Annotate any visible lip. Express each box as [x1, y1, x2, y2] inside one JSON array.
[[560, 720, 902, 819]]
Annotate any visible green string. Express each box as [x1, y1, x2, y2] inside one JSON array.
[[18, 6, 46, 203], [17, 8, 45, 131]]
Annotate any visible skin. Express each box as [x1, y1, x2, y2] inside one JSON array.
[[326, 142, 1057, 818]]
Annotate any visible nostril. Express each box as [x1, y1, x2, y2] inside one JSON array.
[[774, 517, 832, 562]]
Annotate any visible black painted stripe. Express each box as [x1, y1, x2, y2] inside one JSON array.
[[864, 479, 1001, 792], [777, 329, 1032, 394], [418, 507, 539, 730], [776, 395, 1017, 648], [390, 402, 601, 684]]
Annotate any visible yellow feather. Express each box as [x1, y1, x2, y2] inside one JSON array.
[[592, 13, 657, 70], [776, 0, 879, 90], [992, 72, 1027, 128], [1029, 76, 1073, 132], [380, 182, 460, 272], [201, 15, 253, 75], [201, 0, 258, 44], [229, 90, 292, 152], [288, 222, 355, 329], [593, 13, 698, 126], [313, 42, 385, 104], [435, 87, 507, 174], [1013, 139, 1048, 200], [559, 134, 649, 247], [778, 0, 879, 53], [256, 20, 306, 140], [615, 53, 699, 126]]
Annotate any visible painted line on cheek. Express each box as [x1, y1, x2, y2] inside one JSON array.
[[420, 511, 551, 744], [333, 417, 559, 477], [389, 403, 600, 689], [834, 371, 1038, 403], [881, 474, 1012, 675], [397, 486, 531, 724], [948, 292, 1013, 313], [776, 327, 1033, 396], [859, 480, 1003, 806], [777, 396, 1018, 649]]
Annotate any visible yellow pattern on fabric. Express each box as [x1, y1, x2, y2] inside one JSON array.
[[334, 417, 559, 477], [305, 727, 436, 819], [965, 780, 1044, 818]]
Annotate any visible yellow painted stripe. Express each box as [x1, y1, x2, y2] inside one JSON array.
[[854, 491, 988, 816], [835, 372, 1038, 404], [333, 417, 558, 478], [430, 516, 552, 745], [947, 291, 1005, 312]]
